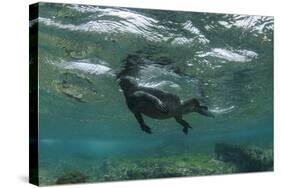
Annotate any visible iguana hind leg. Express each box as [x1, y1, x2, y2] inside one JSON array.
[[134, 112, 152, 134]]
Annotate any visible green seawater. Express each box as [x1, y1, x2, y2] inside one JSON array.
[[33, 2, 273, 185]]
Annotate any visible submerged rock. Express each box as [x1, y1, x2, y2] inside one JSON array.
[[55, 171, 89, 185], [215, 143, 273, 172], [52, 72, 97, 103]]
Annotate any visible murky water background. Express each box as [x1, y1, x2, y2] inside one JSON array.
[[33, 3, 273, 185]]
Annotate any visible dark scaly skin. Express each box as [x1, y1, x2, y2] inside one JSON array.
[[119, 77, 214, 135]]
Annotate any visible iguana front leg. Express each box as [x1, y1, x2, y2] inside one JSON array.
[[175, 115, 192, 135]]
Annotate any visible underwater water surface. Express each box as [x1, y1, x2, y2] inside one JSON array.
[[33, 2, 273, 185]]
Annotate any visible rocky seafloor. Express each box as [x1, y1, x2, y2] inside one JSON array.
[[38, 143, 273, 186]]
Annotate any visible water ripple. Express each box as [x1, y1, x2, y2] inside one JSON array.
[[197, 48, 258, 63], [39, 17, 164, 42]]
